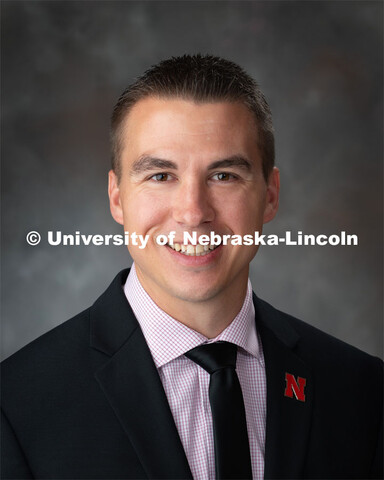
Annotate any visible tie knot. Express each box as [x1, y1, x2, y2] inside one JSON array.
[[185, 341, 237, 374]]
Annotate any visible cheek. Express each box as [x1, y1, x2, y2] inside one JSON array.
[[214, 191, 266, 231], [122, 192, 169, 231]]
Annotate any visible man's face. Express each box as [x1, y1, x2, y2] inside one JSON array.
[[109, 98, 279, 309]]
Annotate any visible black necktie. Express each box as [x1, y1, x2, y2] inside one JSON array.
[[185, 341, 253, 480]]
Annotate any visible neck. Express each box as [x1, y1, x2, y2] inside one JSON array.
[[135, 267, 249, 338]]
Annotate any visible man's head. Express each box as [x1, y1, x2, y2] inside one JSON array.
[[111, 54, 275, 182], [108, 54, 279, 324]]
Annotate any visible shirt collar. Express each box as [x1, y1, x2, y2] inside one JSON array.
[[124, 263, 260, 368]]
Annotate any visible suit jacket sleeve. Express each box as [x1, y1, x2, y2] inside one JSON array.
[[1, 408, 33, 479], [370, 399, 383, 479]]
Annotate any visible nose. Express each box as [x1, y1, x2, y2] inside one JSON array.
[[172, 178, 215, 227]]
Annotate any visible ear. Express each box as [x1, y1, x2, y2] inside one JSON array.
[[108, 170, 124, 225], [263, 167, 280, 224]]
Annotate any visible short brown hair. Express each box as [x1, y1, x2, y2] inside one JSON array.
[[111, 54, 274, 180]]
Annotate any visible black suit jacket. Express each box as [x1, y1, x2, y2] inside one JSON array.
[[1, 269, 383, 479]]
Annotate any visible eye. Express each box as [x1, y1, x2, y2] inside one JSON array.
[[150, 173, 172, 182], [211, 172, 237, 182]]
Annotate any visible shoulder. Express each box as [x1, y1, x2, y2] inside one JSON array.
[[2, 269, 131, 380], [256, 295, 383, 385], [1, 269, 132, 412], [1, 308, 92, 388], [0, 305, 113, 439]]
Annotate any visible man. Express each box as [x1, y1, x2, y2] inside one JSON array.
[[1, 55, 382, 480]]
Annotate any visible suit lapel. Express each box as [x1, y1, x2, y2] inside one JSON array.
[[254, 294, 313, 479], [90, 270, 192, 480]]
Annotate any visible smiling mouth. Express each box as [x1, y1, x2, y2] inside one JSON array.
[[167, 242, 221, 256]]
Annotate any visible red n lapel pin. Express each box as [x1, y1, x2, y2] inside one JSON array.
[[284, 373, 307, 402]]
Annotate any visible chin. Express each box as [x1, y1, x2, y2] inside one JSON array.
[[166, 279, 226, 304]]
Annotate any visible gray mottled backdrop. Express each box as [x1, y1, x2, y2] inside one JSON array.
[[2, 0, 383, 360]]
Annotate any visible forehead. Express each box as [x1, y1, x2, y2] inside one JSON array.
[[120, 97, 259, 163]]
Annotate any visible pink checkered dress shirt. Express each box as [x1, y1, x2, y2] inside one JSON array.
[[124, 263, 266, 480]]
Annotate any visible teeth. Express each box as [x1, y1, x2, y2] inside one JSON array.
[[196, 245, 204, 254], [168, 242, 219, 256]]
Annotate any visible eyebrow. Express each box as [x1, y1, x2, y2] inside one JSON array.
[[130, 154, 252, 175], [207, 155, 252, 171], [130, 156, 177, 175]]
